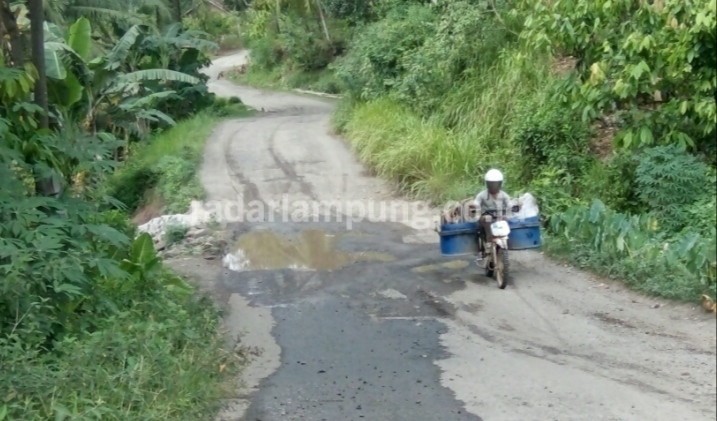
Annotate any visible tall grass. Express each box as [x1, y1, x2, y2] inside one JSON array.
[[341, 47, 555, 203], [132, 112, 219, 168], [343, 99, 473, 201]]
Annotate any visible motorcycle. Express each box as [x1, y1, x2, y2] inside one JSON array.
[[474, 208, 518, 289], [479, 213, 510, 288]]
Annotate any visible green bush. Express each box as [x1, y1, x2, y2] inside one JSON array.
[[549, 200, 716, 301], [634, 145, 716, 233], [391, 1, 519, 115], [579, 153, 642, 214], [165, 223, 189, 246], [334, 4, 437, 101], [0, 12, 237, 420], [0, 232, 235, 419], [242, 6, 351, 79], [184, 7, 243, 50], [684, 195, 717, 238], [324, 0, 376, 23], [522, 0, 717, 152], [156, 153, 205, 214], [276, 16, 338, 72], [247, 35, 285, 70], [105, 165, 161, 213], [513, 94, 592, 181]]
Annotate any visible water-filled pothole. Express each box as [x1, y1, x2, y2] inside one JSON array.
[[223, 229, 394, 271]]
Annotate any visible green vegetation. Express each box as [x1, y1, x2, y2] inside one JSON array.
[[166, 223, 190, 245], [107, 101, 252, 217], [231, 0, 354, 92], [184, 5, 244, 51], [239, 0, 717, 302], [1, 1, 246, 418]]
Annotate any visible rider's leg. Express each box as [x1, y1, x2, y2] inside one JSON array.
[[475, 216, 486, 260], [478, 217, 491, 257]]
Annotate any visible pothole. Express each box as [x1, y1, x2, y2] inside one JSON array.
[[222, 229, 395, 271]]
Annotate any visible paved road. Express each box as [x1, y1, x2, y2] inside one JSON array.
[[186, 51, 717, 421]]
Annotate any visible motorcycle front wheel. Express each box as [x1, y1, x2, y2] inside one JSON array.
[[484, 254, 494, 277], [495, 248, 509, 289]]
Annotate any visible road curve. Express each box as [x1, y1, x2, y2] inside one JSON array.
[[196, 51, 717, 421]]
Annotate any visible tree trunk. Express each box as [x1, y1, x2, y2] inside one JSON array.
[[274, 0, 281, 33], [29, 0, 60, 197], [0, 0, 25, 66], [315, 0, 330, 42], [28, 0, 48, 129], [173, 0, 182, 24]]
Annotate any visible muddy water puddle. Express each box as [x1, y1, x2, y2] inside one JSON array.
[[223, 229, 394, 271]]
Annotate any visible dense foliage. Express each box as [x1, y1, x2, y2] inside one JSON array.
[[238, 0, 716, 301], [1, 0, 243, 417], [522, 0, 716, 156]]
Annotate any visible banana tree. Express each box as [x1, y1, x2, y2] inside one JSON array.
[[253, 0, 331, 41], [43, 0, 174, 36], [43, 17, 201, 141]]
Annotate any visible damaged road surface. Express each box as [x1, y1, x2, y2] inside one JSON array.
[[176, 52, 717, 420]]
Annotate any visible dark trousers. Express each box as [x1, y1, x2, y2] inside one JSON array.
[[477, 217, 493, 255]]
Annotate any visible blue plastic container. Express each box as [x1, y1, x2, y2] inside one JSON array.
[[507, 216, 542, 250], [439, 221, 479, 256]]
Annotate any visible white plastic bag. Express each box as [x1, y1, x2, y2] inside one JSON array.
[[512, 193, 539, 219]]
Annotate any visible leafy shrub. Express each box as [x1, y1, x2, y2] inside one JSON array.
[[390, 0, 519, 114], [634, 145, 716, 232], [165, 224, 189, 246], [105, 165, 161, 212], [510, 93, 595, 217], [243, 6, 350, 75], [522, 0, 717, 152], [184, 8, 243, 50], [526, 166, 587, 220], [579, 153, 643, 214], [1, 11, 234, 420], [248, 36, 286, 70], [324, 0, 376, 23], [0, 190, 129, 345], [513, 95, 592, 181], [156, 153, 205, 214], [334, 4, 437, 101], [684, 195, 717, 238], [549, 200, 716, 301], [0, 233, 236, 419], [276, 16, 339, 72]]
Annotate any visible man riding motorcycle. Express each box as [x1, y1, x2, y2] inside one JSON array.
[[470, 169, 515, 259]]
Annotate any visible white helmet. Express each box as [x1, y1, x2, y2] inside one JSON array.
[[484, 169, 504, 193], [485, 169, 504, 182]]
